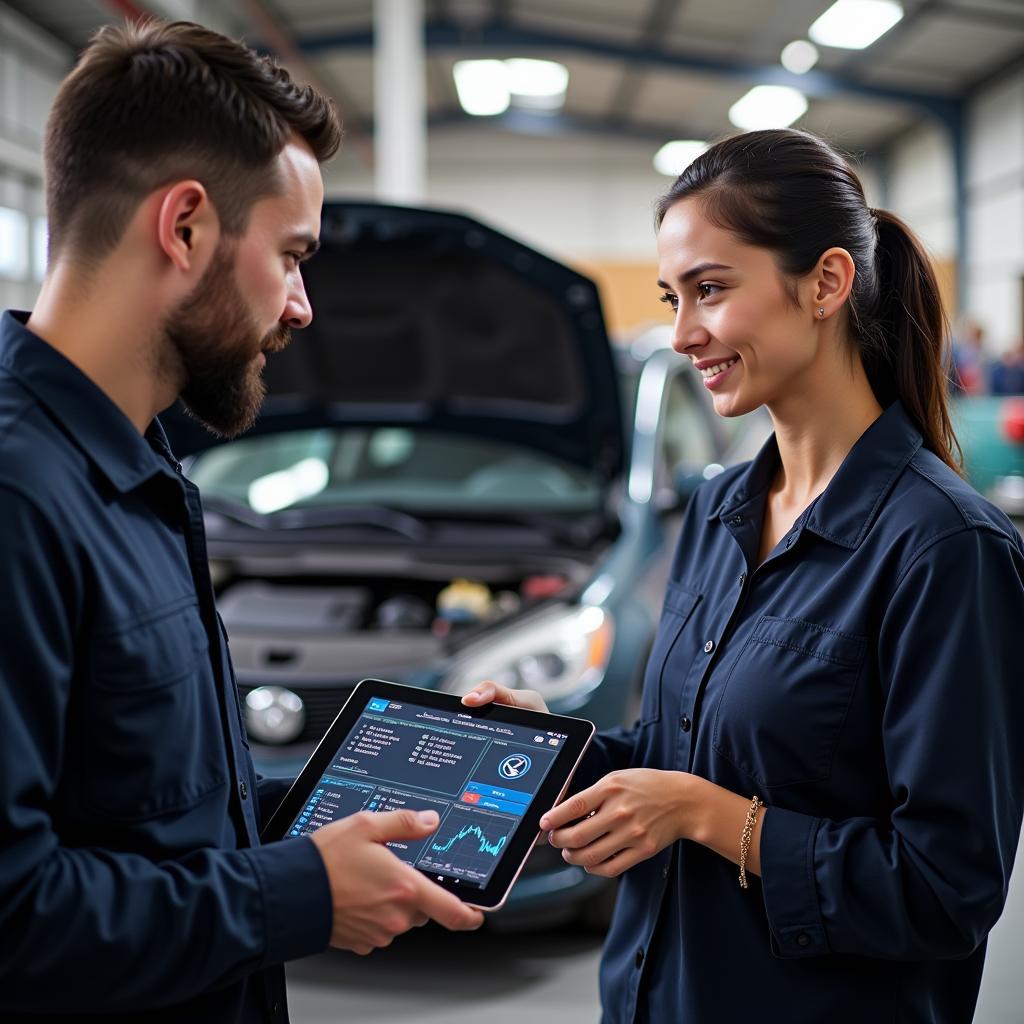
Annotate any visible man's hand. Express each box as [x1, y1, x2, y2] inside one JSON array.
[[310, 809, 484, 954], [461, 680, 549, 714], [540, 770, 698, 877]]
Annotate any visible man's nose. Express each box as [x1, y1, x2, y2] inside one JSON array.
[[283, 274, 313, 329]]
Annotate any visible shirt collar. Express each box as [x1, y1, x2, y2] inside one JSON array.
[[708, 401, 923, 549], [1, 310, 179, 493]]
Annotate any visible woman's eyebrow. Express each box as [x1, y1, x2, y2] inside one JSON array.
[[657, 262, 733, 289]]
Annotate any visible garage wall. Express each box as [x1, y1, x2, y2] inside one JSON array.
[[0, 4, 67, 312], [885, 121, 956, 262], [965, 64, 1024, 352]]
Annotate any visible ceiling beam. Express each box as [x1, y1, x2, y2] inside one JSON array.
[[428, 105, 703, 146], [606, 0, 683, 122], [293, 17, 962, 127]]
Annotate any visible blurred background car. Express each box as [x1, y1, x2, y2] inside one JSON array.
[[162, 201, 770, 929], [954, 395, 1024, 532]]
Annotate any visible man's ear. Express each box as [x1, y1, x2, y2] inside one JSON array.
[[810, 247, 856, 320], [155, 181, 219, 275]]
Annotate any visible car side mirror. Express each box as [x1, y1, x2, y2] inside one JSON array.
[[655, 463, 716, 514]]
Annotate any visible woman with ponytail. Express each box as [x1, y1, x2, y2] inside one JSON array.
[[466, 129, 1024, 1022]]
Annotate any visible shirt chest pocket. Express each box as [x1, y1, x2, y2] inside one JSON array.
[[711, 615, 867, 788], [84, 599, 228, 819], [638, 582, 702, 725]]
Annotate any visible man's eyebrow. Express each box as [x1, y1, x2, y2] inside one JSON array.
[[657, 262, 733, 289], [287, 234, 321, 259]]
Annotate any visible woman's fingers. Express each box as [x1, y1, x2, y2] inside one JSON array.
[[560, 831, 629, 869], [461, 680, 549, 713]]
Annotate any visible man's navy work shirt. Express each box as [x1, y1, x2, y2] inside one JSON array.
[[575, 399, 1024, 1023], [0, 312, 332, 1022]]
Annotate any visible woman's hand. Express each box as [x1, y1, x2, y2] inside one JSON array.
[[540, 769, 703, 877], [461, 680, 549, 715]]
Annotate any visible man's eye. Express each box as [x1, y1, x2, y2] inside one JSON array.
[[659, 291, 678, 311]]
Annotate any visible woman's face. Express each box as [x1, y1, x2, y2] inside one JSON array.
[[657, 198, 822, 419]]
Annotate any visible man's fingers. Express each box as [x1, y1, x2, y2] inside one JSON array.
[[363, 808, 440, 843], [539, 788, 598, 831], [413, 874, 485, 931]]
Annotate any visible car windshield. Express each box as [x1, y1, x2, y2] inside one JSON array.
[[187, 427, 604, 516]]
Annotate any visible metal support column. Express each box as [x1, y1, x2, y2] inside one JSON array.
[[374, 0, 426, 203]]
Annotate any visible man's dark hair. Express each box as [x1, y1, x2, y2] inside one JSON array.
[[44, 19, 342, 263]]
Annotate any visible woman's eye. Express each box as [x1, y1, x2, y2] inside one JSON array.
[[659, 291, 679, 311], [697, 282, 721, 299]]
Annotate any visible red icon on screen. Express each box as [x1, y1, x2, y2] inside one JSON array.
[[461, 792, 480, 804]]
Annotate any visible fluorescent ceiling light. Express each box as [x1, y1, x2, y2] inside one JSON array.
[[728, 85, 808, 130], [809, 0, 903, 50], [453, 59, 510, 116], [506, 58, 568, 110], [780, 39, 819, 74], [653, 140, 707, 177]]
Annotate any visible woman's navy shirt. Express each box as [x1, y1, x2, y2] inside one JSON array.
[[575, 400, 1024, 1023]]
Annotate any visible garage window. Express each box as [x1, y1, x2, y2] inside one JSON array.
[[0, 206, 29, 280]]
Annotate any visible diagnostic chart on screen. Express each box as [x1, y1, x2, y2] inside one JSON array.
[[285, 694, 566, 888]]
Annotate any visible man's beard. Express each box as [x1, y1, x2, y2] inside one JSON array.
[[163, 241, 291, 438]]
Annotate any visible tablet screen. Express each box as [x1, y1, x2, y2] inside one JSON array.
[[283, 692, 570, 891]]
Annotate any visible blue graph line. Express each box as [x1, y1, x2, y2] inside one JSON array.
[[431, 823, 507, 858]]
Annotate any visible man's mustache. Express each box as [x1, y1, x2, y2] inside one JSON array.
[[261, 324, 292, 355]]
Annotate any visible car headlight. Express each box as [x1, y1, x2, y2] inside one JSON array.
[[442, 605, 614, 703], [245, 686, 306, 744]]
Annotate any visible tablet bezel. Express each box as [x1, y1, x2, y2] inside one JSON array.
[[261, 678, 595, 910]]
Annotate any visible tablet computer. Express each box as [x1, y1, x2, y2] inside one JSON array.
[[261, 678, 595, 910]]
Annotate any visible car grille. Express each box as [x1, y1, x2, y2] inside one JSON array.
[[238, 683, 354, 745]]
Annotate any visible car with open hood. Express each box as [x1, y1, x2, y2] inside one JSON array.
[[162, 202, 769, 928]]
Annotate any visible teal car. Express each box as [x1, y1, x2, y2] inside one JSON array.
[[953, 395, 1024, 526]]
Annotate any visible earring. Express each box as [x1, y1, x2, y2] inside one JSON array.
[[818, 307, 825, 318]]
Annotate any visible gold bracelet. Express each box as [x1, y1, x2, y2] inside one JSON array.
[[738, 795, 763, 889]]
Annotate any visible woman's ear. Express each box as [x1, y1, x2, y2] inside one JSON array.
[[811, 247, 856, 320], [155, 180, 219, 275]]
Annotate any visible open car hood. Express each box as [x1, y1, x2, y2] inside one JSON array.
[[162, 202, 625, 481]]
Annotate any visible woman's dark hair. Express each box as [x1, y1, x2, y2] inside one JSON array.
[[656, 128, 960, 473]]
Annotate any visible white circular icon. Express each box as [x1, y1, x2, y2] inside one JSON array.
[[499, 754, 532, 779]]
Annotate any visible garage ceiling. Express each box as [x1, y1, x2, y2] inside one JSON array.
[[4, 0, 1024, 158]]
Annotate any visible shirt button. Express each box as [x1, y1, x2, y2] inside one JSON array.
[[239, 780, 248, 800], [703, 640, 715, 654], [796, 932, 810, 948], [635, 948, 645, 969], [729, 515, 744, 526], [738, 573, 747, 586], [661, 863, 670, 879], [679, 715, 692, 732]]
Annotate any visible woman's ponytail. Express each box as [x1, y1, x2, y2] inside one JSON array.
[[867, 209, 961, 473]]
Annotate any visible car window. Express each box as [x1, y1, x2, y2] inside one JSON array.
[[660, 372, 720, 471], [188, 428, 604, 515]]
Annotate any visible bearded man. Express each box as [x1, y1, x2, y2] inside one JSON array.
[[0, 20, 481, 1024]]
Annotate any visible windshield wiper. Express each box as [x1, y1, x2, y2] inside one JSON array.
[[200, 494, 430, 541]]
